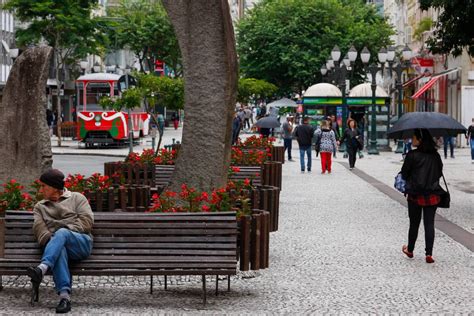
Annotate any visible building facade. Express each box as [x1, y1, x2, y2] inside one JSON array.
[[384, 0, 474, 144], [0, 0, 15, 100], [228, 0, 260, 23]]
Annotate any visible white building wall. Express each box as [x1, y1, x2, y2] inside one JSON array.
[[0, 0, 15, 88]]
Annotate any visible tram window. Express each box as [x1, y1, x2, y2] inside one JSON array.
[[84, 83, 113, 111]]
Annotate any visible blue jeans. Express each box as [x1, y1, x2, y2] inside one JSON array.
[[299, 145, 312, 171], [443, 136, 454, 158], [284, 138, 292, 160], [41, 228, 93, 294], [470, 140, 474, 160]]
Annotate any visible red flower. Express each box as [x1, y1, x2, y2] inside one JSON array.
[[231, 167, 240, 173]]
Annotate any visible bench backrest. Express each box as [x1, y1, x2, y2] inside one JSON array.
[[2, 211, 238, 269], [154, 165, 262, 188]]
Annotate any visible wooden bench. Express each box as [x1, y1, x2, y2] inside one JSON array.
[[0, 210, 238, 304], [154, 165, 263, 189]]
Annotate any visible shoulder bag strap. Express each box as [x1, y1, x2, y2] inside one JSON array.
[[441, 173, 449, 193]]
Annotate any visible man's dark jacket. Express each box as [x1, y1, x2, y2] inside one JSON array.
[[294, 124, 314, 147]]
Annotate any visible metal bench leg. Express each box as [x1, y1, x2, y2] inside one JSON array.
[[202, 275, 207, 305], [164, 275, 167, 290], [150, 275, 153, 294], [227, 275, 231, 292], [215, 275, 218, 296]]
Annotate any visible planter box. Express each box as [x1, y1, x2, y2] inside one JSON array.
[[238, 209, 270, 271], [262, 161, 283, 190], [251, 185, 280, 232], [104, 162, 155, 186], [270, 146, 285, 164], [85, 185, 151, 212]]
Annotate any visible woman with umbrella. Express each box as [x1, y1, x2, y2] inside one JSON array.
[[400, 129, 443, 263], [389, 112, 466, 264]]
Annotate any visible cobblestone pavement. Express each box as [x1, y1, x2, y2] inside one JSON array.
[[1, 141, 473, 314], [346, 147, 474, 235]]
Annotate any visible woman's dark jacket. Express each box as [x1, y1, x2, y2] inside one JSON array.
[[401, 149, 443, 195], [339, 128, 360, 149]]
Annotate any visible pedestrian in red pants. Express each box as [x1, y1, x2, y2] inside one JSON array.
[[320, 151, 332, 173], [314, 120, 337, 174], [171, 112, 179, 130]]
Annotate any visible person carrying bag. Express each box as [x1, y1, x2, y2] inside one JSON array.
[[400, 128, 445, 264]]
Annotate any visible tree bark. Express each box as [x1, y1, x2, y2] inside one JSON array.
[[162, 0, 238, 191]]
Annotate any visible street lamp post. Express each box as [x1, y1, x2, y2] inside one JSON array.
[[389, 44, 413, 153], [322, 45, 361, 154], [360, 46, 388, 155], [367, 63, 380, 155]]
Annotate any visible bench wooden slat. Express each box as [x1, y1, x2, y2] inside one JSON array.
[[0, 269, 235, 276], [5, 228, 237, 236], [6, 248, 237, 256], [5, 235, 236, 243], [0, 255, 235, 261], [6, 242, 236, 249], [6, 222, 237, 229]]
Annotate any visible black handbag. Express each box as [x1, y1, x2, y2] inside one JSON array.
[[438, 174, 450, 208]]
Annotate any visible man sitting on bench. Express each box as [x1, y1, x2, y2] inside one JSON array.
[[27, 169, 94, 313]]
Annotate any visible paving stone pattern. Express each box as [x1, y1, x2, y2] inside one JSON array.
[[1, 145, 473, 314]]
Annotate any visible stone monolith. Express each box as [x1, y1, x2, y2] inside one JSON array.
[[0, 47, 53, 186], [162, 0, 238, 191]]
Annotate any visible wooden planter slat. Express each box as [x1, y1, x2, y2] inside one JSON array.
[[239, 216, 251, 271], [250, 213, 261, 270]]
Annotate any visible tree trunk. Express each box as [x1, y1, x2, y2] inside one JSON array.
[[162, 0, 238, 191]]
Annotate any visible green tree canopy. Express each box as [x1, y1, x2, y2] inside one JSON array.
[[236, 0, 394, 94], [237, 78, 278, 104], [3, 0, 105, 62], [420, 0, 474, 57], [105, 0, 181, 76], [137, 74, 184, 110], [2, 0, 106, 146]]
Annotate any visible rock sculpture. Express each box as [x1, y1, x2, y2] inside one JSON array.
[[162, 0, 238, 191], [0, 47, 53, 186]]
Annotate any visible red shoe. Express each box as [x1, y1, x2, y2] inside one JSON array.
[[402, 245, 413, 258], [426, 256, 435, 263]]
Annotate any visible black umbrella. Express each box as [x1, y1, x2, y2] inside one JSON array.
[[387, 112, 467, 139], [255, 116, 281, 128]]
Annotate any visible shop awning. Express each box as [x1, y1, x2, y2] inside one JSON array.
[[402, 74, 425, 88], [411, 77, 440, 99], [411, 68, 461, 99]]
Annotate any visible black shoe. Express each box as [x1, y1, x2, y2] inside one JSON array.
[[26, 266, 43, 284], [56, 298, 71, 314]]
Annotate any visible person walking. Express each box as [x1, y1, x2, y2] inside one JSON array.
[[171, 112, 180, 130], [329, 114, 340, 158], [243, 107, 252, 131], [231, 112, 242, 145], [28, 169, 94, 313], [467, 118, 474, 163], [401, 138, 413, 161], [314, 120, 337, 174], [338, 119, 362, 170], [400, 128, 443, 264], [294, 117, 315, 173], [442, 136, 455, 159], [282, 116, 294, 161]]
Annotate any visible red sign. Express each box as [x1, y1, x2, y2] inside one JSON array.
[[411, 57, 434, 75]]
